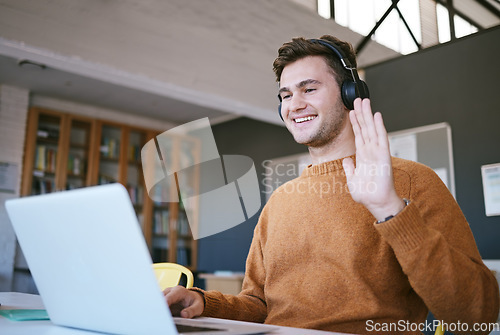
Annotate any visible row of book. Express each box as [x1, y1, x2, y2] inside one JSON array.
[[31, 178, 89, 194], [67, 154, 83, 176], [177, 212, 191, 236], [176, 247, 191, 267], [35, 145, 57, 173], [100, 137, 143, 162], [128, 144, 142, 162], [98, 174, 117, 184], [153, 210, 192, 235], [153, 209, 170, 234], [32, 178, 56, 194], [151, 247, 192, 267], [35, 145, 87, 177], [127, 185, 144, 205], [100, 137, 120, 159]]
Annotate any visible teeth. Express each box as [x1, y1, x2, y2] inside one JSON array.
[[295, 116, 316, 123]]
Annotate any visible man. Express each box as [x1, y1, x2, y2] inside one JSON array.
[[164, 35, 499, 334]]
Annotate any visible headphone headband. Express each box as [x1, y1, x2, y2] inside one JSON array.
[[308, 38, 353, 69], [277, 37, 370, 121]]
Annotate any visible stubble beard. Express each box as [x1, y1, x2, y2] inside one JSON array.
[[293, 100, 348, 148]]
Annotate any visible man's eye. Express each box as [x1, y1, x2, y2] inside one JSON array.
[[305, 88, 316, 93], [281, 94, 291, 100]]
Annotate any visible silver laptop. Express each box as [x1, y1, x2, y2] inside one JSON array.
[[6, 183, 273, 335]]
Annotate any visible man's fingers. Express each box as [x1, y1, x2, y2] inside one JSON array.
[[360, 98, 377, 144], [164, 285, 186, 306], [349, 110, 364, 148], [351, 98, 378, 145], [164, 286, 204, 318], [352, 97, 363, 111], [374, 112, 389, 150], [180, 301, 203, 319], [354, 98, 376, 144], [352, 99, 368, 141]]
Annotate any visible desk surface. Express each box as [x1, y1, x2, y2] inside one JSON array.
[[0, 292, 341, 335]]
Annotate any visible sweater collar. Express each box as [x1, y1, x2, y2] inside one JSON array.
[[302, 155, 355, 177]]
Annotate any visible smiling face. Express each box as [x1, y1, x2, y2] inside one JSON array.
[[279, 56, 348, 148]]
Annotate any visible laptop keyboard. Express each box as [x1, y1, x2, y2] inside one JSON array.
[[176, 323, 224, 333]]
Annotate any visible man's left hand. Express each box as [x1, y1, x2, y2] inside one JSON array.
[[342, 98, 405, 221]]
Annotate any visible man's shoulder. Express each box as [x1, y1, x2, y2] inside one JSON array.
[[391, 156, 445, 191], [391, 156, 436, 176]]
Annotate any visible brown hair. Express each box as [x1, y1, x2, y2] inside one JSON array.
[[272, 35, 357, 88]]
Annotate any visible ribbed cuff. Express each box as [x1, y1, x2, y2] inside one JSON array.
[[374, 202, 427, 253], [187, 287, 206, 307], [203, 291, 224, 316], [188, 288, 222, 317]]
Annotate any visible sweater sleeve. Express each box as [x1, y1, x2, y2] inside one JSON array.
[[375, 166, 499, 334], [194, 217, 268, 323]]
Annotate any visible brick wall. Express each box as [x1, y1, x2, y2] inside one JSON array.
[[0, 84, 29, 291]]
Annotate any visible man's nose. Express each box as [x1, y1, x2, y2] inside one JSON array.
[[289, 94, 306, 113]]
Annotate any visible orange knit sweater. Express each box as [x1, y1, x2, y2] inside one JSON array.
[[196, 156, 499, 334]]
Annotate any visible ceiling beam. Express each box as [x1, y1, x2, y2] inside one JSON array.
[[476, 0, 500, 20], [356, 0, 401, 54], [394, 5, 422, 50], [447, 0, 457, 40]]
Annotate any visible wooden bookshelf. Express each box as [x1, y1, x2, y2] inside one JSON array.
[[21, 107, 96, 195], [149, 132, 200, 270], [21, 107, 199, 271]]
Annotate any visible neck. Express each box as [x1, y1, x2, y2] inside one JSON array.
[[307, 118, 355, 165]]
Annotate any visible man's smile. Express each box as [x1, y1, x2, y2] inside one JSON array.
[[294, 115, 317, 123]]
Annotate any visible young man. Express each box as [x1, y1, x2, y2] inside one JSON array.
[[164, 35, 499, 334]]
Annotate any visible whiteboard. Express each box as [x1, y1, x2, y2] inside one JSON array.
[[388, 122, 455, 198]]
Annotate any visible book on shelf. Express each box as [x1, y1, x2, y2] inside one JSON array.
[[35, 145, 45, 171], [127, 185, 144, 205], [153, 184, 170, 206], [176, 247, 191, 267], [67, 154, 83, 175], [152, 235, 170, 249], [33, 178, 55, 194], [128, 144, 141, 162], [154, 209, 169, 234], [153, 249, 169, 263], [98, 174, 117, 184], [100, 137, 120, 158], [65, 182, 81, 191], [35, 145, 57, 173], [177, 212, 190, 236]]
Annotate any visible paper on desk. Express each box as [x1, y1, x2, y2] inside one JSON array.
[[0, 309, 49, 321]]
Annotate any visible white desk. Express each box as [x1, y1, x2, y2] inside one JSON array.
[[0, 292, 341, 335]]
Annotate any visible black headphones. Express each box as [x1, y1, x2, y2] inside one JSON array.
[[278, 38, 369, 121]]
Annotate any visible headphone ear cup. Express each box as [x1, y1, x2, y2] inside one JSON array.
[[341, 80, 370, 110], [358, 80, 370, 100], [341, 80, 357, 110]]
